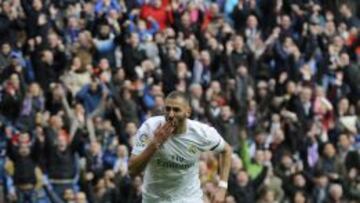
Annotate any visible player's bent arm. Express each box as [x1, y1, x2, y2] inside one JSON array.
[[218, 142, 232, 186], [128, 141, 160, 178], [212, 142, 232, 203], [129, 121, 174, 178]]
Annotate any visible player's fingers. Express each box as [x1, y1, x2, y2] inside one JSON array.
[[164, 122, 175, 131], [158, 123, 172, 135], [164, 127, 175, 136], [164, 120, 174, 128], [163, 121, 174, 132], [154, 123, 165, 135], [156, 123, 163, 130]]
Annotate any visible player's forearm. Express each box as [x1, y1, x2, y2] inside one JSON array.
[[128, 141, 159, 177], [219, 144, 232, 182]]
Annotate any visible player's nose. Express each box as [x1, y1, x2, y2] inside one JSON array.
[[167, 109, 175, 117]]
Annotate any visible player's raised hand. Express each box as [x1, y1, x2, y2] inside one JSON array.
[[153, 121, 175, 145]]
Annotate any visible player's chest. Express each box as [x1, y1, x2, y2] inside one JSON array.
[[155, 137, 200, 164]]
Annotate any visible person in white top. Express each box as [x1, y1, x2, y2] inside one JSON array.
[[129, 91, 232, 203]]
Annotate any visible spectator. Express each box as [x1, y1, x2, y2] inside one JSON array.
[[0, 43, 13, 71], [326, 183, 346, 203], [0, 75, 24, 124], [17, 83, 44, 131], [128, 11, 160, 42], [228, 167, 268, 203], [140, 0, 173, 30], [61, 56, 92, 97], [121, 33, 147, 80], [6, 133, 43, 203], [311, 172, 329, 203], [315, 142, 346, 181], [95, 0, 122, 17], [93, 23, 117, 68], [76, 77, 108, 114], [37, 115, 84, 200]]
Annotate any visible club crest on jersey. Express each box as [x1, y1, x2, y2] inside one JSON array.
[[188, 144, 197, 154], [137, 133, 150, 147]]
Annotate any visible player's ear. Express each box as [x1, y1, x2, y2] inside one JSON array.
[[186, 106, 191, 117]]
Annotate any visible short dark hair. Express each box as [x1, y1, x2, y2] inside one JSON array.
[[166, 91, 190, 106]]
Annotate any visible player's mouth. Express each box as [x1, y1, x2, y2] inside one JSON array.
[[166, 117, 177, 126]]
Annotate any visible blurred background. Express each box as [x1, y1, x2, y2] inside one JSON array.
[[0, 0, 359, 202]]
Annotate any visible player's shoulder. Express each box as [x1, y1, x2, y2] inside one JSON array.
[[187, 119, 208, 129], [187, 119, 217, 137], [141, 116, 165, 130]]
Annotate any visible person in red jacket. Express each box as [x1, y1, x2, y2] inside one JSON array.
[[140, 0, 173, 30]]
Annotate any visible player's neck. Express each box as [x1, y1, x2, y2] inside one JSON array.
[[174, 120, 187, 135]]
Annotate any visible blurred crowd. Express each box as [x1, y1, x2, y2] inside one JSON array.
[[0, 0, 359, 202]]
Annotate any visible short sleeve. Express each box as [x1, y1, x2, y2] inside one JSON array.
[[202, 126, 225, 153], [131, 122, 153, 156]]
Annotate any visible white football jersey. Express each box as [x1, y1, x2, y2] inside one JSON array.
[[132, 116, 225, 203]]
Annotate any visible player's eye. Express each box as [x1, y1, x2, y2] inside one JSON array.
[[165, 106, 171, 112], [165, 106, 180, 112]]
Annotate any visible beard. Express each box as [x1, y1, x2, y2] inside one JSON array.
[[165, 116, 187, 133]]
